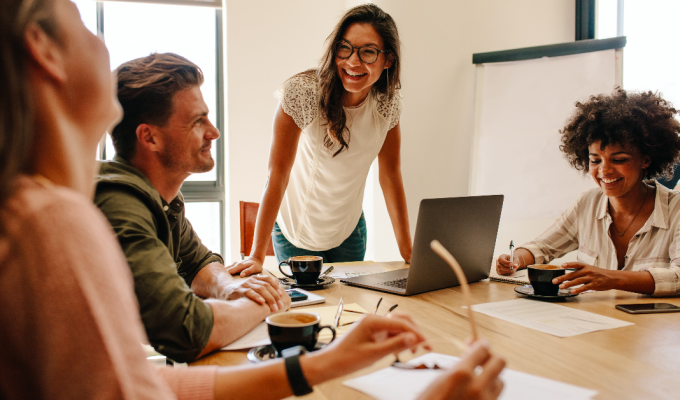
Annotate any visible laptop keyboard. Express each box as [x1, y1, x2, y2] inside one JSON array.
[[381, 278, 407, 289]]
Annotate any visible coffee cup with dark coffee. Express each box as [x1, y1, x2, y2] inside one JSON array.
[[527, 264, 566, 296], [266, 312, 336, 356], [278, 256, 323, 285]]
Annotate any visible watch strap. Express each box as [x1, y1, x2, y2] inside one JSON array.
[[283, 346, 313, 396]]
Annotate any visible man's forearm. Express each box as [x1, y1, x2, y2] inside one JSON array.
[[191, 262, 233, 300], [197, 298, 270, 358]]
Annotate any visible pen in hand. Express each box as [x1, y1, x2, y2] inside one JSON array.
[[509, 240, 515, 273]]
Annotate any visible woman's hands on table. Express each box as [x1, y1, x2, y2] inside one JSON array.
[[554, 262, 655, 295], [495, 248, 534, 275], [303, 313, 505, 400], [302, 313, 429, 383]]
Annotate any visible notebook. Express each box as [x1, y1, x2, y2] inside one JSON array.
[[488, 267, 530, 285]]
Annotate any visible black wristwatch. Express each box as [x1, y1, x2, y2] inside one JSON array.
[[282, 346, 314, 397]]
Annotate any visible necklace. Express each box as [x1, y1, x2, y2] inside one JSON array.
[[611, 185, 649, 237]]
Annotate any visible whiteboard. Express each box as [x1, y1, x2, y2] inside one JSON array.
[[470, 47, 623, 260]]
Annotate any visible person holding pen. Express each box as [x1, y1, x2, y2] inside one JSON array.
[[497, 89, 680, 297], [0, 0, 506, 398]]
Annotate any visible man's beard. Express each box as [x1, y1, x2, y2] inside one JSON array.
[[159, 146, 214, 174]]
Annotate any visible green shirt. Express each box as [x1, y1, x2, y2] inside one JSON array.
[[95, 156, 223, 362]]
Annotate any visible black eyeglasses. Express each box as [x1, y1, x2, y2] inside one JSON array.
[[335, 40, 389, 64]]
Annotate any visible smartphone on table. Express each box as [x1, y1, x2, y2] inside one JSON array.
[[615, 303, 680, 314], [286, 289, 309, 302]]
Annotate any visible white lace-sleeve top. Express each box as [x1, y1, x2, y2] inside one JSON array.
[[274, 73, 402, 251]]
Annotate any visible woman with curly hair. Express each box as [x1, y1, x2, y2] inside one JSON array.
[[495, 88, 680, 296], [228, 4, 412, 276]]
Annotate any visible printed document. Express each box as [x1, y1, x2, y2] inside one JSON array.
[[325, 262, 392, 279], [343, 353, 598, 400], [470, 299, 633, 337]]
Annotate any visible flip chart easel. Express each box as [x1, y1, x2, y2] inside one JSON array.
[[469, 37, 626, 260]]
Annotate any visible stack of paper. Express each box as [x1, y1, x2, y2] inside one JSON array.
[[343, 353, 598, 400], [470, 299, 633, 337]]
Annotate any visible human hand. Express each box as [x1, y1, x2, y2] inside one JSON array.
[[223, 274, 287, 312], [401, 246, 412, 264], [417, 339, 505, 400], [552, 262, 619, 294], [315, 313, 429, 376], [495, 254, 520, 275], [226, 256, 263, 277]]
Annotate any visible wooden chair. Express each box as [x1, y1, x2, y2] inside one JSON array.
[[239, 201, 275, 260]]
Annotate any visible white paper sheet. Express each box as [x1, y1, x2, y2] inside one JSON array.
[[343, 353, 598, 400], [222, 322, 270, 350], [289, 288, 326, 308], [221, 303, 368, 350], [470, 299, 633, 337], [326, 263, 391, 279]]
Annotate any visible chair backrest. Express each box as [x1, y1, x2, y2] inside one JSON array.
[[239, 201, 275, 259]]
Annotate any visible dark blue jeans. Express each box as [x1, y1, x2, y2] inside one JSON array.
[[272, 213, 367, 263]]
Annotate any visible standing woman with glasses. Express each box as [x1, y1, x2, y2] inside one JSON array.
[[229, 4, 412, 276]]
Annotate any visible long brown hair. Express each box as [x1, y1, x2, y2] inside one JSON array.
[[316, 4, 401, 156], [0, 0, 58, 205]]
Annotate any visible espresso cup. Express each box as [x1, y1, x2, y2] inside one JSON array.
[[278, 256, 323, 285], [527, 264, 566, 296], [266, 312, 336, 356]]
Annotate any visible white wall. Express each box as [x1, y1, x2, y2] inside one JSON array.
[[224, 0, 575, 262], [224, 0, 346, 260]]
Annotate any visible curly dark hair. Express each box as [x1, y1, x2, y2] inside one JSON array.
[[560, 88, 680, 180]]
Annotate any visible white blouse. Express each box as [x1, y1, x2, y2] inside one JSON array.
[[274, 73, 402, 251], [520, 181, 680, 296]]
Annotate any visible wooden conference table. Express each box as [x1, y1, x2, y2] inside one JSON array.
[[192, 261, 680, 400]]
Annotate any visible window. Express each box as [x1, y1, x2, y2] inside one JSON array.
[[597, 0, 680, 188], [597, 0, 680, 108], [75, 0, 226, 255]]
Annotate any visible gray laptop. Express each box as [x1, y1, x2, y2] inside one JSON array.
[[341, 195, 503, 295]]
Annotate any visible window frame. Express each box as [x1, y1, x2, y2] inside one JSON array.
[[93, 2, 227, 255]]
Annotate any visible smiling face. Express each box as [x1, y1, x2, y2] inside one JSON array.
[[156, 86, 219, 176], [335, 23, 392, 104], [588, 141, 651, 198]]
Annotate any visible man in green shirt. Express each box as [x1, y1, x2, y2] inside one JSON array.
[[95, 53, 289, 363]]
